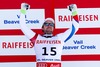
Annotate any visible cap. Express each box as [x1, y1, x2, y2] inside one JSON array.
[[44, 18, 54, 23]]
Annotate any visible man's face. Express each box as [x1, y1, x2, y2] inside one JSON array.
[[42, 20, 54, 34]]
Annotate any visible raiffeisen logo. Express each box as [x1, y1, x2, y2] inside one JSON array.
[[58, 14, 99, 22], [4, 15, 39, 24], [55, 8, 100, 23]]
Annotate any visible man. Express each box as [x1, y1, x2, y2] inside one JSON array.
[[20, 3, 79, 67]]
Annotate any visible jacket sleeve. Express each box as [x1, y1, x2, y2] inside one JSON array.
[[20, 13, 37, 40], [58, 11, 79, 43]]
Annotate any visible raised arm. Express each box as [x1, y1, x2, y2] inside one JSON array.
[[20, 3, 37, 39], [58, 4, 79, 42]]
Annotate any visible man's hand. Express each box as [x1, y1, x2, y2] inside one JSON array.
[[68, 4, 77, 12], [68, 4, 78, 16], [21, 3, 30, 10], [20, 3, 30, 14]]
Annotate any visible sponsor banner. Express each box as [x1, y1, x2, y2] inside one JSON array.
[[36, 62, 61, 67], [0, 36, 35, 55], [0, 62, 36, 67], [63, 35, 100, 55], [0, 35, 100, 55], [62, 61, 100, 67], [0, 9, 45, 29], [0, 8, 100, 29], [0, 61, 100, 67], [55, 8, 100, 28]]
